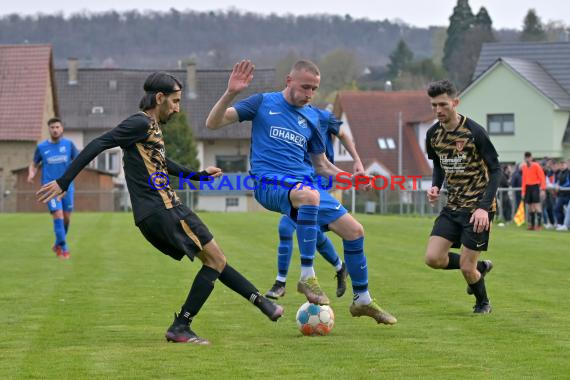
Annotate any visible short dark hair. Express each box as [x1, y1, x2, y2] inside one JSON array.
[[427, 80, 457, 98], [139, 72, 183, 111], [47, 117, 62, 126], [291, 60, 320, 76], [524, 151, 532, 158]]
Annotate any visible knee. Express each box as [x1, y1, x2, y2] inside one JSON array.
[[200, 245, 227, 272], [345, 222, 364, 241], [460, 264, 476, 278], [425, 255, 442, 269], [278, 220, 295, 237], [294, 188, 320, 206]]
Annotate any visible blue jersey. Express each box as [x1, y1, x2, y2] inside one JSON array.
[[33, 138, 79, 189], [234, 92, 325, 182], [307, 106, 342, 165]]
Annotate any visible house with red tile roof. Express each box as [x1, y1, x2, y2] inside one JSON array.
[[0, 44, 58, 212], [333, 90, 435, 188]]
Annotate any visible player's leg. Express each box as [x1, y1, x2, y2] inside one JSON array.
[[48, 199, 67, 259], [460, 213, 493, 313], [210, 241, 284, 322], [290, 184, 330, 304], [425, 209, 464, 271], [328, 211, 396, 325], [460, 248, 491, 313], [315, 230, 347, 297], [425, 236, 456, 269], [60, 191, 74, 258], [136, 208, 219, 344], [266, 215, 296, 299]]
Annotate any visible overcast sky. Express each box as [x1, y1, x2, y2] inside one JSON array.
[[1, 0, 568, 29]]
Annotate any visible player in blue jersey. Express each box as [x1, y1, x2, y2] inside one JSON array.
[[207, 60, 396, 325], [265, 106, 366, 301], [28, 118, 79, 259]]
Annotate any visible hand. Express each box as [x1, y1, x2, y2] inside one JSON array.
[[227, 60, 254, 95], [352, 174, 372, 191], [36, 180, 65, 203], [470, 208, 489, 233], [204, 166, 223, 178], [352, 161, 365, 176], [540, 189, 546, 201], [427, 186, 440, 205]]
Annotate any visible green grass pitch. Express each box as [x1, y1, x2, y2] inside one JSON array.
[[0, 212, 569, 379]]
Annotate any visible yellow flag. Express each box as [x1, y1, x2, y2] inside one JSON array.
[[513, 201, 525, 226]]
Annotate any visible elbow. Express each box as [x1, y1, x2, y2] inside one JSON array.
[[205, 118, 217, 130]]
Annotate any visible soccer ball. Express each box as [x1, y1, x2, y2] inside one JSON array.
[[295, 302, 335, 336]]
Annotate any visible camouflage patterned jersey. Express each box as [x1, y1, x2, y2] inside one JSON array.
[[425, 115, 501, 212], [57, 112, 196, 224]]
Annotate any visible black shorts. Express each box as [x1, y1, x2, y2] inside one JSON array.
[[138, 204, 213, 261], [524, 184, 540, 204], [430, 208, 494, 251]]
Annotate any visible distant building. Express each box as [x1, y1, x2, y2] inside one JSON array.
[[333, 90, 434, 188], [0, 44, 57, 212], [55, 60, 277, 211], [460, 42, 570, 162]]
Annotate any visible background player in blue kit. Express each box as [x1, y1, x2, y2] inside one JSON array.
[[28, 118, 79, 259], [265, 106, 365, 301], [207, 59, 396, 325]]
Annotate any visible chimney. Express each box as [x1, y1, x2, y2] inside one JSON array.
[[186, 62, 197, 99], [384, 80, 393, 92], [67, 58, 78, 85]]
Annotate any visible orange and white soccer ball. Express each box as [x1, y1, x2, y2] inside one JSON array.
[[295, 302, 335, 336]]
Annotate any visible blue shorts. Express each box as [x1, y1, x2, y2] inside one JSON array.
[[254, 181, 347, 227], [47, 190, 74, 213]]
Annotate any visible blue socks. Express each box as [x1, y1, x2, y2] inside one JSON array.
[[297, 205, 319, 279], [316, 230, 342, 270], [343, 237, 368, 295], [53, 218, 67, 251], [276, 216, 295, 282]]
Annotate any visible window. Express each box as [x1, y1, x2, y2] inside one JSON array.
[[563, 119, 570, 144], [487, 114, 514, 135], [216, 155, 247, 172], [378, 138, 396, 150], [91, 106, 104, 114], [226, 197, 239, 207], [97, 154, 106, 171], [94, 151, 120, 173], [108, 152, 119, 173]]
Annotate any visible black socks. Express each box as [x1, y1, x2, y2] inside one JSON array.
[[177, 265, 220, 324]]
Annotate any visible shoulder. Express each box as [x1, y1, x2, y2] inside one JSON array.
[[426, 122, 440, 139], [463, 117, 487, 136], [37, 140, 49, 148], [123, 112, 152, 128]]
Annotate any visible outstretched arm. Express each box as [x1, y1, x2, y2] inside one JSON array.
[[206, 60, 255, 130], [166, 158, 223, 181]]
